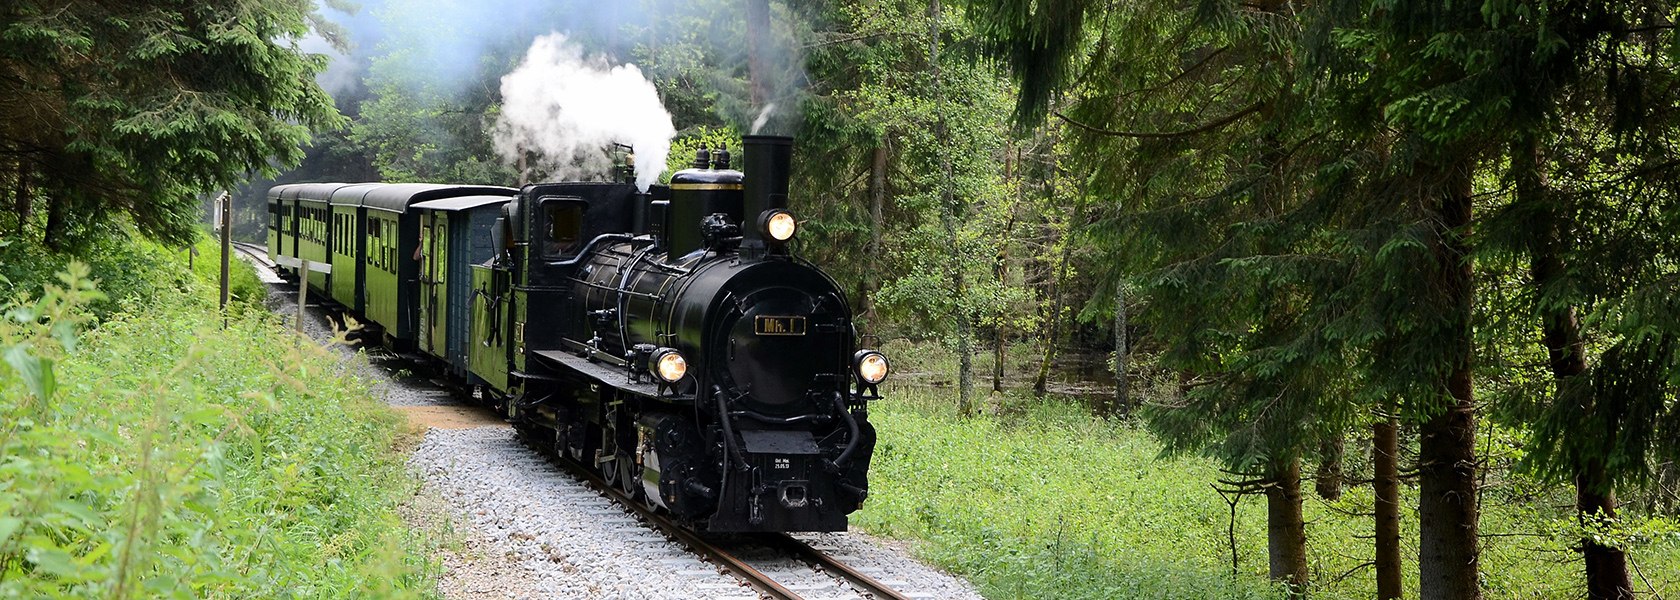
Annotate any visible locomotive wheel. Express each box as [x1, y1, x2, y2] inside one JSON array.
[[601, 453, 620, 486], [616, 453, 641, 500]]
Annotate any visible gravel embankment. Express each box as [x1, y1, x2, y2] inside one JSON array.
[[413, 428, 756, 600], [243, 256, 984, 599]]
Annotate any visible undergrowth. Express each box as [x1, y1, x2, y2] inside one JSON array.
[[855, 343, 1680, 599], [0, 235, 435, 597]]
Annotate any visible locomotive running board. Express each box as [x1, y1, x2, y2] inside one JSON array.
[[531, 350, 664, 398]]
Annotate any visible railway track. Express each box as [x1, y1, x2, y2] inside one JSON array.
[[228, 240, 275, 269], [530, 436, 917, 600]]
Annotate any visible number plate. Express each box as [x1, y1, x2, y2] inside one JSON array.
[[754, 316, 806, 336]]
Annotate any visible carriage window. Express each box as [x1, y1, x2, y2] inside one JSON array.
[[541, 198, 586, 259], [369, 217, 381, 270]]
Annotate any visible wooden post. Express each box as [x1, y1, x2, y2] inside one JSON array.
[[296, 259, 309, 337], [219, 192, 231, 327]]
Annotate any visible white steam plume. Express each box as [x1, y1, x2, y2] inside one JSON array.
[[493, 33, 674, 191], [751, 103, 777, 135]]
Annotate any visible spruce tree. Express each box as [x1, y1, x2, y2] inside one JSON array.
[[0, 0, 342, 249]]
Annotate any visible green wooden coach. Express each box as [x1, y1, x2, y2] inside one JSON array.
[[267, 183, 514, 350]]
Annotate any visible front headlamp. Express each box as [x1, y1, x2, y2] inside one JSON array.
[[652, 348, 688, 383], [854, 349, 889, 385], [759, 209, 797, 242]]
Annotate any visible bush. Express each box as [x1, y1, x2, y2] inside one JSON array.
[[0, 257, 434, 597], [0, 232, 247, 320], [185, 234, 269, 314]]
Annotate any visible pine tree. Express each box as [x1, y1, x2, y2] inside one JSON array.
[[0, 0, 342, 249]]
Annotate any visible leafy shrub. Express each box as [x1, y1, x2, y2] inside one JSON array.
[[0, 261, 434, 597], [1, 235, 197, 320], [185, 234, 269, 314]]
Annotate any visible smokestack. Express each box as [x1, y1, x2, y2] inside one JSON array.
[[740, 135, 792, 257]]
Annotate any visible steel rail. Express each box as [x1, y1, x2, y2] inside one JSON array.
[[517, 416, 917, 600], [773, 534, 913, 600], [229, 241, 277, 268], [543, 451, 805, 600], [567, 452, 916, 600]]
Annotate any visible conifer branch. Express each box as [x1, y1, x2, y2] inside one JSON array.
[[1054, 102, 1263, 139]]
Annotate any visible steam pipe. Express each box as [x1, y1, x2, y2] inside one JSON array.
[[632, 191, 649, 235], [727, 410, 832, 425], [713, 385, 751, 471], [828, 391, 862, 471], [549, 234, 633, 267]]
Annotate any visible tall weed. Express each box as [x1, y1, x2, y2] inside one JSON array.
[[0, 253, 433, 597]]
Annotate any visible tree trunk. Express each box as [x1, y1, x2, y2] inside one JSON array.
[[862, 144, 887, 336], [13, 161, 31, 237], [992, 307, 1006, 392], [745, 0, 772, 110], [1267, 456, 1309, 596], [992, 159, 1019, 394], [1374, 415, 1403, 600], [1578, 471, 1633, 600], [1111, 277, 1130, 418], [1032, 269, 1063, 396], [927, 0, 972, 414], [1417, 162, 1481, 600], [1657, 461, 1679, 515], [1033, 196, 1078, 398], [1316, 434, 1344, 501], [992, 226, 1011, 393], [955, 267, 973, 412], [1515, 136, 1633, 600], [44, 192, 67, 251]]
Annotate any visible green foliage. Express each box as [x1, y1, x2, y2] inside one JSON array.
[[186, 235, 270, 315], [0, 233, 197, 320], [858, 374, 1680, 599], [830, 3, 1035, 349], [353, 71, 516, 184], [0, 252, 434, 597], [0, 0, 343, 249], [959, 0, 1093, 126], [857, 384, 1283, 599], [662, 126, 742, 183]]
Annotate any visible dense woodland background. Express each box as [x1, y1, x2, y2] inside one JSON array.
[[3, 0, 1680, 599]]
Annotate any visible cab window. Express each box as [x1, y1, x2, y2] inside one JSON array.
[[541, 197, 586, 259]]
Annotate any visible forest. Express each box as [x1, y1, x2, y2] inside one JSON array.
[[2, 0, 1679, 598]]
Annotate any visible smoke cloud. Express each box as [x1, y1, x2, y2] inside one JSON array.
[[296, 31, 358, 96], [492, 33, 675, 191]]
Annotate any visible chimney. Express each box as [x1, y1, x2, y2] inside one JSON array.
[[740, 135, 792, 258]]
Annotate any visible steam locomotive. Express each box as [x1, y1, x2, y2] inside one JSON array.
[[265, 136, 885, 532]]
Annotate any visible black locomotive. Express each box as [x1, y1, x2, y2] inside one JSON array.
[[267, 136, 887, 532]]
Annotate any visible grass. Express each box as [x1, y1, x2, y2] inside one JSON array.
[[855, 386, 1283, 599], [855, 341, 1680, 599], [0, 233, 437, 598]]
